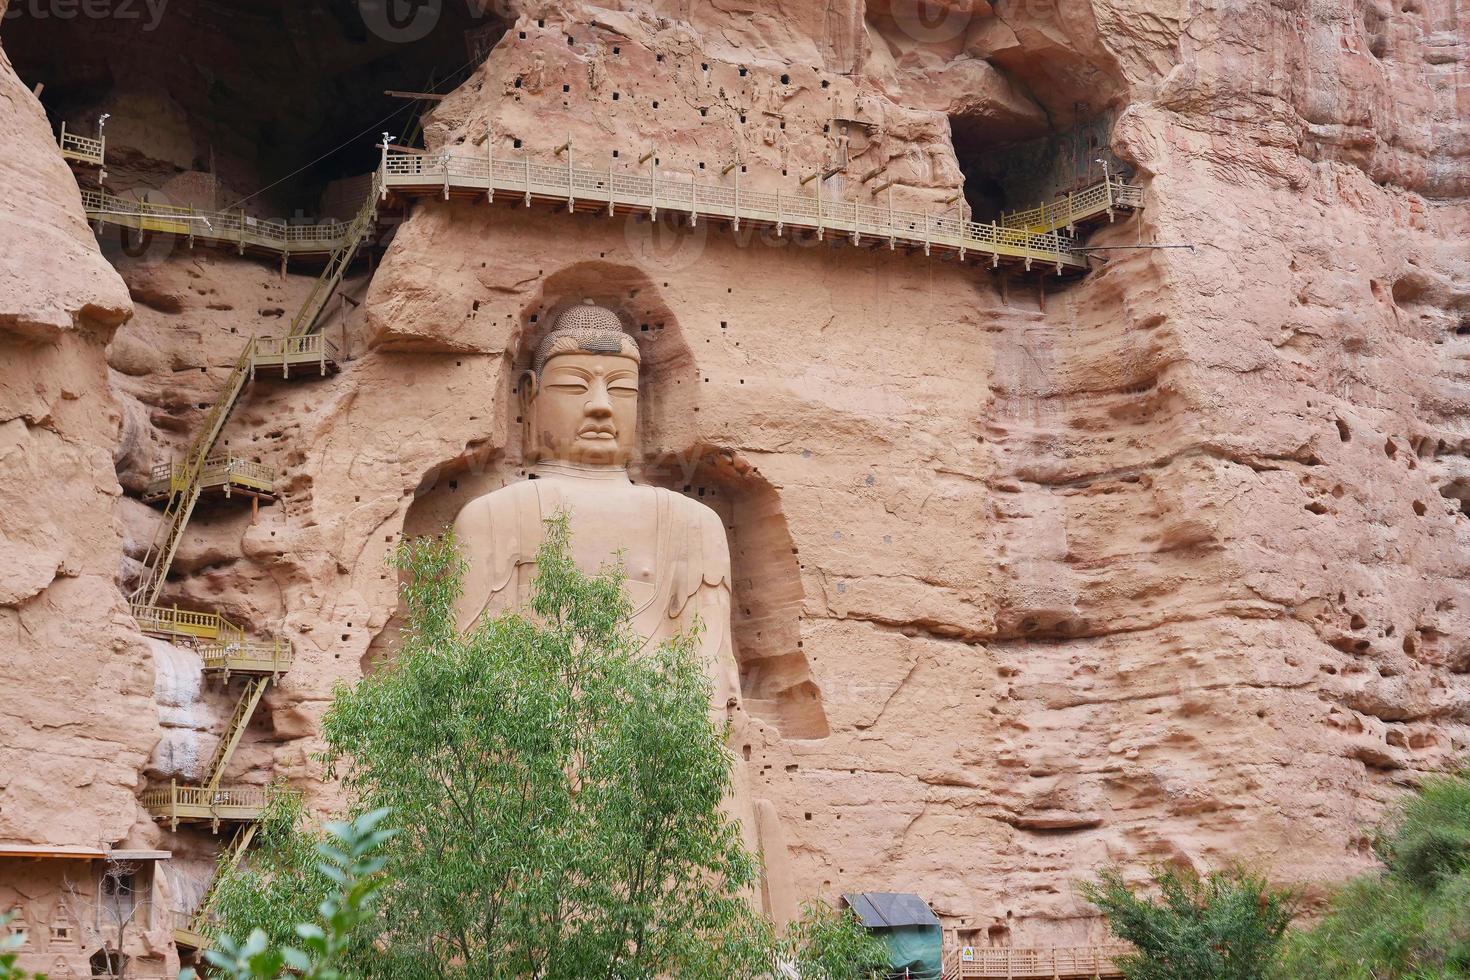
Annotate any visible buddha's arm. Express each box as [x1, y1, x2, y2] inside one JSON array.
[[690, 506, 741, 712], [696, 577, 741, 712], [450, 496, 496, 632]]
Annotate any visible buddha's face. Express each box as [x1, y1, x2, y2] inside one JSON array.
[[528, 352, 639, 466]]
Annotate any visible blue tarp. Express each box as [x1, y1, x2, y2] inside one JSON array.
[[842, 893, 944, 979]]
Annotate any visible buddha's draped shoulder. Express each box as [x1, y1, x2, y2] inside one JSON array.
[[451, 480, 547, 630], [451, 481, 732, 631], [659, 488, 732, 622]]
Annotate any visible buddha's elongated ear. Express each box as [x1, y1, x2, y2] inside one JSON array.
[[517, 369, 539, 459], [517, 369, 538, 409]]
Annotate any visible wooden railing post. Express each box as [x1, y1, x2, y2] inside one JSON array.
[[887, 185, 895, 250], [815, 174, 823, 240], [564, 137, 575, 212]]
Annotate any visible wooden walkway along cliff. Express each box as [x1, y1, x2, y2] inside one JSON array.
[[376, 145, 1143, 275], [80, 189, 351, 259], [59, 124, 1142, 276], [942, 944, 1129, 979]]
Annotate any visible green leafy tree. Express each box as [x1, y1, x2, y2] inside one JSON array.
[[777, 900, 890, 980], [208, 790, 335, 952], [204, 808, 394, 980], [1277, 769, 1470, 979], [1078, 864, 1298, 980], [213, 517, 774, 978]]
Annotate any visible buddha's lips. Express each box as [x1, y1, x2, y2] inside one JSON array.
[[579, 426, 617, 438]]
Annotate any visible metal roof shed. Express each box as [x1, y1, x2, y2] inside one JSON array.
[[841, 892, 943, 979]]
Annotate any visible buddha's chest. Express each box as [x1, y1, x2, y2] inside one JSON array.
[[550, 483, 662, 589]]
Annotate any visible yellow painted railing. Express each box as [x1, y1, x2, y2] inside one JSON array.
[[79, 188, 349, 254], [250, 332, 340, 377], [144, 454, 275, 500], [141, 783, 271, 811], [147, 783, 269, 810], [379, 146, 1087, 270], [945, 944, 1130, 978], [142, 782, 271, 830], [58, 123, 104, 166], [999, 175, 1143, 234], [170, 906, 213, 951], [129, 603, 245, 643], [198, 640, 293, 676]]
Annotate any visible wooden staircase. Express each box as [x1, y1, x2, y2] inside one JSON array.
[[135, 181, 381, 968], [129, 340, 256, 608], [286, 183, 378, 339], [129, 179, 377, 609], [201, 677, 271, 793], [171, 822, 258, 951]]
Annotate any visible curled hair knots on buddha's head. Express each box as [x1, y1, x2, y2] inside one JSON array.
[[532, 301, 641, 376]]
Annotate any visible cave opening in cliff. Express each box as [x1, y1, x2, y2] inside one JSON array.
[[950, 103, 1129, 225], [4, 0, 507, 216]]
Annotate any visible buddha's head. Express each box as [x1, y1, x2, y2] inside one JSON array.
[[521, 302, 641, 467]]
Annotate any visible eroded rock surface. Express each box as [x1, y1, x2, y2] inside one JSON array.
[[2, 0, 1468, 950], [0, 44, 155, 850]]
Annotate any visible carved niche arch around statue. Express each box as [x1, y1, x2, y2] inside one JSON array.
[[384, 264, 827, 739], [639, 447, 829, 740]]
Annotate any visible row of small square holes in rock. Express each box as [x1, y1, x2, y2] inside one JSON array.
[[515, 21, 832, 91], [507, 91, 834, 143], [504, 138, 831, 180]]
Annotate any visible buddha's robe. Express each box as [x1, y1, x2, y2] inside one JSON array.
[[451, 471, 796, 921]]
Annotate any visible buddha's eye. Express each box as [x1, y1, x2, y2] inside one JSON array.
[[610, 385, 638, 398], [547, 382, 588, 394]]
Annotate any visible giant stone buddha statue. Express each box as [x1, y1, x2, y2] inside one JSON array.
[[451, 301, 795, 917]]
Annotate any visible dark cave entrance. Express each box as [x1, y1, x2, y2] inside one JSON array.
[[3, 0, 508, 217], [951, 102, 1129, 225]]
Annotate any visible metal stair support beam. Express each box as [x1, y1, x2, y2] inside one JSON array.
[[130, 338, 257, 606], [202, 676, 271, 793], [287, 181, 380, 339], [175, 822, 258, 950]]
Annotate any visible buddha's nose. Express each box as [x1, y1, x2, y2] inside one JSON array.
[[585, 383, 613, 417]]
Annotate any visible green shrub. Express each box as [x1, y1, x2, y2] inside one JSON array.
[[1079, 864, 1298, 980], [778, 901, 890, 980], [1278, 769, 1470, 979], [213, 518, 774, 978]]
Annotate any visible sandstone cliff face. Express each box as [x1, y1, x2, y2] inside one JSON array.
[[0, 43, 157, 849], [3, 0, 1469, 949]]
